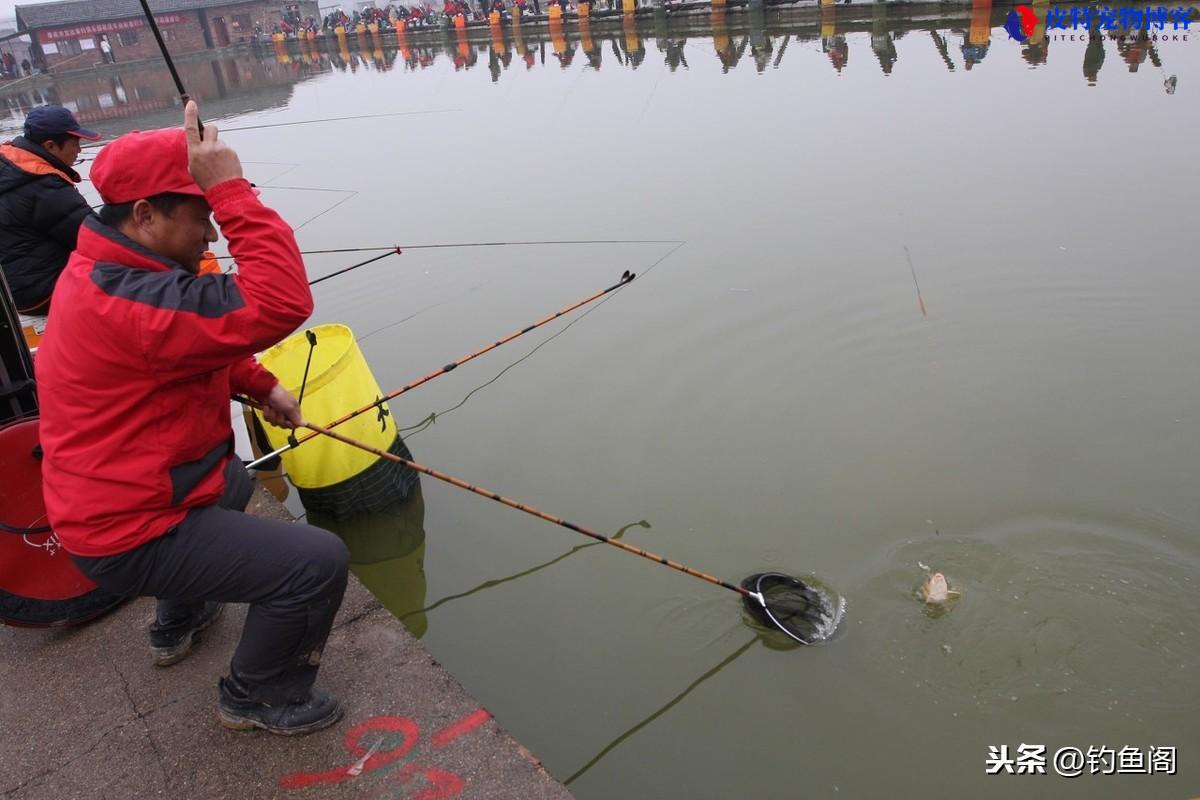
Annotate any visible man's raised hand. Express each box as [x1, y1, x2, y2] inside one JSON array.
[[184, 100, 242, 191]]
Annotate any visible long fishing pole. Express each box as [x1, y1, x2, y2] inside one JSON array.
[[212, 239, 685, 260], [301, 419, 767, 607], [244, 270, 635, 469], [138, 0, 186, 100], [307, 248, 401, 286], [137, 0, 202, 133]]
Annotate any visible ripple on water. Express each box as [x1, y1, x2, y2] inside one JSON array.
[[845, 516, 1200, 717]]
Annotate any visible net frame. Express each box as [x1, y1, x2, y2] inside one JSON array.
[[741, 572, 837, 645]]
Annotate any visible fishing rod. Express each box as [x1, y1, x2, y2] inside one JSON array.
[[244, 269, 635, 469], [211, 239, 686, 260], [241, 390, 833, 644], [309, 419, 763, 602], [219, 246, 401, 283], [137, 0, 201, 133], [294, 418, 833, 645], [308, 248, 401, 286]]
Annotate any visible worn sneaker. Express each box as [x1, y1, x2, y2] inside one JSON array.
[[150, 601, 224, 667], [218, 678, 343, 736]]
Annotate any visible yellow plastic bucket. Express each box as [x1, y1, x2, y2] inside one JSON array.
[[255, 324, 395, 490]]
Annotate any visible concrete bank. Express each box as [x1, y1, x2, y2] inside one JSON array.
[[0, 483, 574, 800]]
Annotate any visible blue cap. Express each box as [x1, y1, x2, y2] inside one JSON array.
[[23, 105, 100, 142]]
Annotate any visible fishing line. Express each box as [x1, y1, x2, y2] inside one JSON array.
[[255, 184, 359, 193], [244, 270, 636, 469], [397, 279, 619, 438], [218, 110, 459, 134], [357, 298, 453, 343], [79, 110, 460, 150], [293, 191, 360, 231], [903, 244, 928, 319], [212, 239, 686, 260]]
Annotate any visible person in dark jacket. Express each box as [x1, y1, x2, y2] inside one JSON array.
[[0, 105, 99, 315]]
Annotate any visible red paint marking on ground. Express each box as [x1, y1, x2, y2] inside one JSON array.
[[392, 763, 466, 800], [431, 709, 491, 749], [279, 716, 420, 790]]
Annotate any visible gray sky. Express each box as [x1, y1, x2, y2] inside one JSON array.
[[0, 2, 18, 26]]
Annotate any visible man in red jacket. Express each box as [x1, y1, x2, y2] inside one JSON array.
[[36, 102, 349, 736]]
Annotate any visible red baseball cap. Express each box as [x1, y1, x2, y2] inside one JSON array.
[[90, 128, 205, 205]]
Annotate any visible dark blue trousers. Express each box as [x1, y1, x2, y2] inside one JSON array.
[[72, 459, 349, 705]]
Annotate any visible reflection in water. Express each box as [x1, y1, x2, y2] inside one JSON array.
[[1084, 17, 1107, 83], [870, 1, 897, 75], [310, 484, 430, 637], [309, 484, 650, 641], [407, 519, 650, 623], [962, 0, 992, 69], [1, 0, 1184, 133], [1020, 0, 1050, 66], [0, 54, 309, 139], [565, 635, 759, 785]]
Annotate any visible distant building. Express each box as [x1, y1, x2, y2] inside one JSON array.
[[15, 0, 319, 72]]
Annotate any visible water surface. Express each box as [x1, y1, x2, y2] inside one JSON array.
[[8, 5, 1198, 795]]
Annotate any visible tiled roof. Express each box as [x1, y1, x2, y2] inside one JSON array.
[[15, 0, 248, 31]]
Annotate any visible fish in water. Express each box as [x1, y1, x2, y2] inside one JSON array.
[[918, 572, 961, 606]]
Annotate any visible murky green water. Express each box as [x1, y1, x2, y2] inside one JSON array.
[[9, 3, 1198, 795]]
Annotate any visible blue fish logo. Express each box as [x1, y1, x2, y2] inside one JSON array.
[[1004, 5, 1038, 41]]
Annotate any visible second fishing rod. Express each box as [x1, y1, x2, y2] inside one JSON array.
[[245, 269, 635, 469]]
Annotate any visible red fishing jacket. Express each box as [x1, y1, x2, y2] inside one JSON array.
[[36, 178, 313, 557]]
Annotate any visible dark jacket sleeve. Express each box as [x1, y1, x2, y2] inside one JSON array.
[[31, 176, 94, 251]]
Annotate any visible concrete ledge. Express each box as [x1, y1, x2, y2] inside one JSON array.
[[0, 484, 573, 800]]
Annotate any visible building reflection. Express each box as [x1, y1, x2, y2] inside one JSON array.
[[0, 53, 313, 138], [2, 1, 1178, 129]]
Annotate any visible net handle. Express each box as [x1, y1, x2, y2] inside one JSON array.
[[244, 270, 634, 471], [294, 417, 759, 602]]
